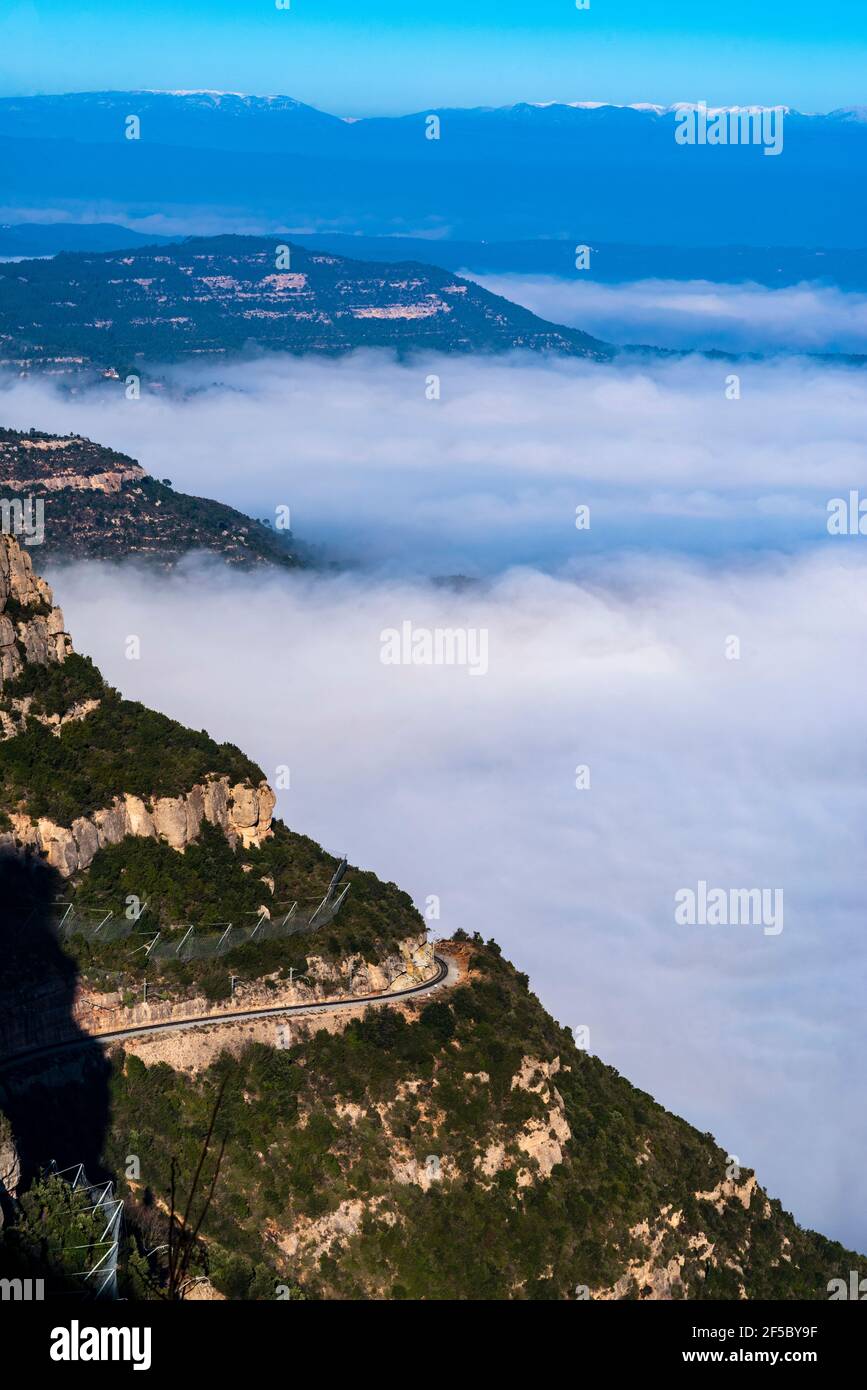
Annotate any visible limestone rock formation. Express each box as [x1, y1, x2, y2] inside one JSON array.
[[1, 777, 276, 876], [0, 433, 145, 493], [0, 1114, 20, 1218], [0, 533, 72, 685], [0, 531, 277, 872]]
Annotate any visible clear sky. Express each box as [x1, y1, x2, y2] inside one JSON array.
[[0, 0, 864, 114]]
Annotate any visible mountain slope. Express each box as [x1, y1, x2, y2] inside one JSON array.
[[0, 531, 861, 1300], [0, 427, 304, 568], [100, 938, 863, 1301], [0, 236, 610, 370], [0, 534, 415, 976]]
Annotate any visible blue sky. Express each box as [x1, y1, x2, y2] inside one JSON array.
[[1, 0, 865, 114]]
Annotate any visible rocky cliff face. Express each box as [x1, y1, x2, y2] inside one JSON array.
[[2, 776, 277, 876], [0, 531, 276, 869], [0, 533, 71, 685], [0, 433, 145, 492], [69, 936, 437, 1048], [0, 1114, 20, 1216]]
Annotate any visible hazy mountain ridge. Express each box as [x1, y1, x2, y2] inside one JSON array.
[[2, 90, 865, 150], [1, 91, 864, 245], [0, 236, 611, 369], [6, 226, 867, 289], [0, 222, 173, 258]]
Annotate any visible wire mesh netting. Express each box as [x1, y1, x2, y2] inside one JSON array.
[[55, 863, 351, 962], [48, 1161, 123, 1299]]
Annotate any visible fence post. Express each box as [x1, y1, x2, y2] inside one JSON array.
[[175, 926, 194, 956]]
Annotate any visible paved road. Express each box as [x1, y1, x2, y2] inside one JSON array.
[[98, 953, 454, 1045], [1, 954, 457, 1069]]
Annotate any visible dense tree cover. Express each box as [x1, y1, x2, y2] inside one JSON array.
[[0, 426, 303, 568], [97, 940, 862, 1301], [73, 822, 276, 928], [0, 1172, 150, 1297], [65, 819, 423, 995], [0, 691, 263, 822], [2, 652, 106, 717], [0, 239, 606, 371], [20, 476, 303, 569]]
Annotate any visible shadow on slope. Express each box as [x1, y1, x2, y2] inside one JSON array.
[[0, 848, 111, 1193]]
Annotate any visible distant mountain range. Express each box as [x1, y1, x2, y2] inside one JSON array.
[[0, 222, 173, 258], [256, 235, 867, 289], [0, 91, 865, 247], [0, 235, 610, 371], [4, 224, 866, 290]]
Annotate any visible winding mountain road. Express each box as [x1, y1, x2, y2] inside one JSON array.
[[1, 953, 459, 1070], [97, 953, 456, 1045]]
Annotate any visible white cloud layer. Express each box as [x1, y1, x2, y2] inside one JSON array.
[[51, 549, 867, 1253], [2, 348, 866, 571], [470, 274, 867, 355], [4, 321, 866, 1251]]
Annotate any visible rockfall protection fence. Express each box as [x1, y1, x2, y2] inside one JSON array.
[[54, 861, 351, 963], [47, 1160, 123, 1300]]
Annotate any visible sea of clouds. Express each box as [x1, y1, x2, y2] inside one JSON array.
[[470, 274, 867, 356], [2, 299, 866, 1251], [50, 549, 867, 1253], [2, 348, 866, 571]]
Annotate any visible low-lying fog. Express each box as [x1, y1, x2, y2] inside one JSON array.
[[49, 548, 867, 1253], [469, 274, 867, 356], [3, 348, 866, 572], [2, 296, 865, 1250]]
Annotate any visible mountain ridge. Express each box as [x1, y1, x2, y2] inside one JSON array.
[[2, 91, 864, 245], [0, 427, 305, 568], [5, 225, 867, 291], [0, 235, 611, 370]]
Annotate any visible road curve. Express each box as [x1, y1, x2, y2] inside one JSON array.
[[99, 953, 452, 1044], [1, 954, 456, 1070]]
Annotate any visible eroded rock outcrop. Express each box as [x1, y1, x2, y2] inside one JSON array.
[[0, 434, 145, 493], [591, 1174, 769, 1300], [0, 695, 100, 739], [474, 1055, 572, 1188], [68, 935, 445, 1068], [0, 533, 72, 685], [0, 1113, 20, 1214], [0, 532, 277, 873], [1, 776, 277, 876]]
